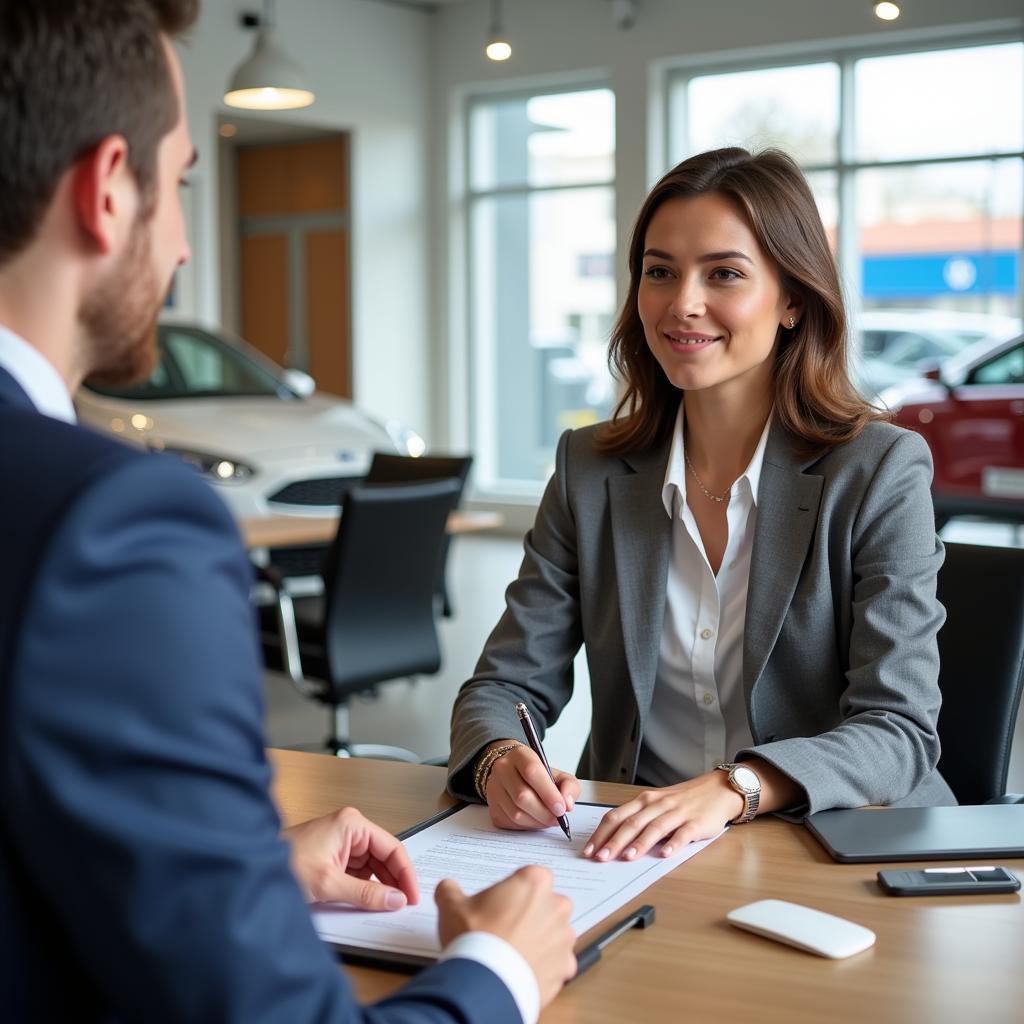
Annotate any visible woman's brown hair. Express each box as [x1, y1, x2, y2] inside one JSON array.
[[596, 146, 883, 455]]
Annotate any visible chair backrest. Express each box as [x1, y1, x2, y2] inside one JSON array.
[[366, 452, 472, 493], [321, 478, 462, 698], [366, 453, 474, 617], [935, 542, 1024, 804]]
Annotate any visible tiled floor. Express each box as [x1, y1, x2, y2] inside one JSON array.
[[265, 519, 1024, 795]]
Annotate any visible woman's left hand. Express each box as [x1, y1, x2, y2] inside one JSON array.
[[583, 772, 745, 861]]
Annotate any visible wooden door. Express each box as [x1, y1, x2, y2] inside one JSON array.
[[237, 136, 352, 397]]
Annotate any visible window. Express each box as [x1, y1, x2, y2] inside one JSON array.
[[467, 87, 616, 493], [666, 41, 1024, 397], [973, 341, 1024, 386]]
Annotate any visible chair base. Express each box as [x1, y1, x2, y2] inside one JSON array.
[[324, 706, 420, 763], [328, 741, 421, 763]]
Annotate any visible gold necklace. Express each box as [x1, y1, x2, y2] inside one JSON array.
[[684, 449, 732, 503]]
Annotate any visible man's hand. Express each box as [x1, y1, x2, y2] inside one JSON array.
[[283, 807, 420, 910], [435, 866, 576, 1009], [482, 742, 581, 831]]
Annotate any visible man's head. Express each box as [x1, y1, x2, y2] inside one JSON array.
[[0, 0, 199, 385]]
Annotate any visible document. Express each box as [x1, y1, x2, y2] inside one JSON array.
[[313, 802, 724, 959]]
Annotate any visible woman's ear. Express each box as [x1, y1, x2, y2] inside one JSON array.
[[781, 290, 805, 330], [71, 135, 135, 256]]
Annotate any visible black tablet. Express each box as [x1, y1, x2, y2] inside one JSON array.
[[805, 805, 1024, 863]]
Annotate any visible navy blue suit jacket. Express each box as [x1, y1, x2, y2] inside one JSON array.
[[0, 366, 520, 1023]]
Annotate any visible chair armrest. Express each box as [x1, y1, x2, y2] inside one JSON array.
[[987, 793, 1024, 805]]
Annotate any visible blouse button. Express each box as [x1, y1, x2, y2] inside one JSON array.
[[700, 627, 713, 640]]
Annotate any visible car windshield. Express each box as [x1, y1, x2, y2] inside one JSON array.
[[89, 325, 290, 400]]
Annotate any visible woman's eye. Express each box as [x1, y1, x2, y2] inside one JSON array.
[[643, 266, 671, 280], [711, 267, 741, 281]]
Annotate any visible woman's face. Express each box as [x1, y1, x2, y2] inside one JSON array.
[[638, 191, 796, 403]]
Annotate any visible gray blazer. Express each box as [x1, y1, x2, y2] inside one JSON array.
[[448, 416, 956, 814]]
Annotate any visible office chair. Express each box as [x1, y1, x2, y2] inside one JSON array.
[[365, 452, 473, 617], [259, 478, 462, 760], [935, 541, 1024, 805]]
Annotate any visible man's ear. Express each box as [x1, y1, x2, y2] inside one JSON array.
[[72, 135, 136, 256]]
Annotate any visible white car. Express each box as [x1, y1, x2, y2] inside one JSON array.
[[76, 321, 425, 520], [854, 309, 1022, 399]]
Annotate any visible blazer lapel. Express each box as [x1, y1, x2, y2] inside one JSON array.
[[608, 439, 672, 715], [0, 364, 36, 411], [744, 420, 824, 710]]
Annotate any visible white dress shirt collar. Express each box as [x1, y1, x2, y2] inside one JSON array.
[[0, 324, 76, 423], [661, 399, 772, 519]]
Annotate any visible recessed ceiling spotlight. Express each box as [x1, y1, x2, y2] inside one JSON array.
[[874, 2, 900, 21]]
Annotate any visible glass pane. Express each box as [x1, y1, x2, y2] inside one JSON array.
[[680, 63, 838, 166], [470, 187, 617, 490], [852, 159, 1023, 398], [806, 170, 838, 251], [855, 43, 1024, 162], [470, 88, 614, 191], [973, 341, 1024, 385]]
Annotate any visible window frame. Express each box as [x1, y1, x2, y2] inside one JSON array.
[[660, 29, 1024, 334], [461, 77, 616, 500]]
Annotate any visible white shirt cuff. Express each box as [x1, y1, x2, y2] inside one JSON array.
[[438, 931, 540, 1024]]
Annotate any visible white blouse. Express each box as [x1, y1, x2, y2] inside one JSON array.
[[637, 402, 771, 787]]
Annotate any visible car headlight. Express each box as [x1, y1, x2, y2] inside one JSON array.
[[154, 444, 255, 483], [384, 421, 427, 458]]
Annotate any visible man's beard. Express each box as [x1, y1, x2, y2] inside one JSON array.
[[81, 216, 171, 389]]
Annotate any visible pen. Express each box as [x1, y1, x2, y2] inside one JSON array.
[[573, 905, 656, 978], [515, 701, 572, 840]]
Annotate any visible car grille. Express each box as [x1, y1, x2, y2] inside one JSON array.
[[267, 476, 360, 508]]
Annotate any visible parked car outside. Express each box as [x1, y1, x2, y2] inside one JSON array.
[[879, 332, 1024, 528], [76, 321, 425, 521], [854, 309, 1022, 400]]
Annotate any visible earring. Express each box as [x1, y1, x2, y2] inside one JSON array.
[[787, 316, 796, 329]]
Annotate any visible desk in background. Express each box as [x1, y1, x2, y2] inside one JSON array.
[[242, 510, 504, 550], [270, 749, 1024, 1024]]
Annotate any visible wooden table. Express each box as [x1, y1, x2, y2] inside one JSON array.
[[269, 750, 1024, 1024], [242, 509, 503, 550]]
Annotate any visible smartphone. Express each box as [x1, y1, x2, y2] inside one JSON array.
[[877, 865, 1020, 896]]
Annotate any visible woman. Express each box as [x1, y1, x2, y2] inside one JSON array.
[[448, 147, 955, 862]]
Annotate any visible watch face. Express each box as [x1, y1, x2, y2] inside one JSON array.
[[732, 766, 759, 793]]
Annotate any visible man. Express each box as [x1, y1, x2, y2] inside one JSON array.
[[0, 2, 576, 1021]]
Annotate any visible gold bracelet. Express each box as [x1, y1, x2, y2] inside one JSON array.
[[473, 743, 522, 801]]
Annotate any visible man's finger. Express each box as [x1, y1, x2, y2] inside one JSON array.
[[434, 877, 464, 910], [316, 872, 409, 911]]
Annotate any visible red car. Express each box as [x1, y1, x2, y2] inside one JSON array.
[[880, 332, 1024, 529]]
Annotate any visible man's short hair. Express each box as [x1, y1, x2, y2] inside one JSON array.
[[0, 0, 199, 265]]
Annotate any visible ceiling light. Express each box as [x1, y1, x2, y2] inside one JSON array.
[[874, 2, 900, 20], [225, 0, 315, 110], [485, 0, 512, 62]]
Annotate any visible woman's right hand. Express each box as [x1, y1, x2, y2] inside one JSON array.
[[482, 742, 582, 830]]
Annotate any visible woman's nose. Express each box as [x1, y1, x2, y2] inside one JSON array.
[[668, 277, 706, 319]]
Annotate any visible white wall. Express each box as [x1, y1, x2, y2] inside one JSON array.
[[428, 0, 1024, 461], [175, 0, 434, 437]]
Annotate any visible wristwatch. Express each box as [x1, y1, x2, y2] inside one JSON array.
[[716, 762, 761, 823]]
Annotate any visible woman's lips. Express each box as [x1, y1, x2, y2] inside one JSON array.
[[664, 331, 720, 351]]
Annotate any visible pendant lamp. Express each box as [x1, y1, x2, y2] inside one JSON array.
[[225, 0, 315, 110]]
